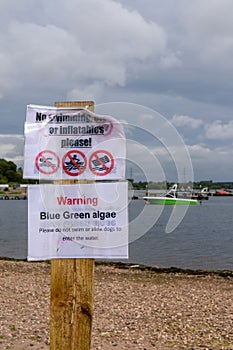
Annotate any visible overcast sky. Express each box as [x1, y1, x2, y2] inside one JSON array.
[[1, 0, 233, 182]]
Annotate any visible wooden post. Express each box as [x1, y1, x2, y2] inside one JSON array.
[[50, 101, 95, 350]]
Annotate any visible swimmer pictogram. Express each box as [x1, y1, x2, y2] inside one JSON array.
[[35, 150, 60, 175]]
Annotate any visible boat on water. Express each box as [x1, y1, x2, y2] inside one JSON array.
[[213, 189, 233, 196], [143, 184, 198, 205], [191, 187, 209, 200], [0, 195, 27, 200]]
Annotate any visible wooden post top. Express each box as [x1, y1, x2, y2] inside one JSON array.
[[54, 101, 94, 111]]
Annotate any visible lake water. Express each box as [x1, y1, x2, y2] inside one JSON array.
[[0, 196, 233, 270]]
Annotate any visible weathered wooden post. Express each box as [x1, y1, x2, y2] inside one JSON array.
[[24, 100, 127, 349], [50, 101, 95, 350]]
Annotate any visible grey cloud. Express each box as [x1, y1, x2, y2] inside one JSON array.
[[171, 115, 203, 129], [205, 120, 233, 140], [1, 0, 233, 181], [0, 135, 24, 167]]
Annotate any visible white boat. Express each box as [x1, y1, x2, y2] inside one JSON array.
[[191, 187, 209, 200], [143, 184, 198, 205]]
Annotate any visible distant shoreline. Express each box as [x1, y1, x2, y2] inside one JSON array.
[[1, 257, 232, 277], [0, 187, 27, 199]]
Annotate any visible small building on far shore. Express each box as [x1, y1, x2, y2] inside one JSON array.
[[0, 184, 9, 189]]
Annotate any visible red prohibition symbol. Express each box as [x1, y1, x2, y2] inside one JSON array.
[[89, 150, 114, 176], [35, 150, 60, 175], [94, 117, 113, 136], [101, 121, 113, 136], [62, 150, 87, 176]]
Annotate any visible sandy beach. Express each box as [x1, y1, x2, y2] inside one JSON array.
[[0, 260, 233, 350]]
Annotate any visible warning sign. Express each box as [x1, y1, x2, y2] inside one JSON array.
[[27, 182, 128, 260], [89, 150, 114, 176], [35, 150, 60, 175], [23, 105, 126, 180], [62, 150, 87, 176]]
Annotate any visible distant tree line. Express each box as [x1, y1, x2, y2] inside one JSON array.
[[0, 159, 36, 184], [128, 179, 233, 190], [0, 158, 232, 189], [0, 159, 23, 184]]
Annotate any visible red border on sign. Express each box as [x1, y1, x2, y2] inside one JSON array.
[[89, 150, 114, 176], [35, 150, 60, 175], [83, 121, 113, 136], [62, 150, 87, 176], [101, 121, 113, 136]]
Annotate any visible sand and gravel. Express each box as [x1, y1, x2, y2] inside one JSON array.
[[0, 259, 233, 350]]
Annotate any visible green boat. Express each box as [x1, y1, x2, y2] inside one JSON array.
[[143, 184, 198, 205]]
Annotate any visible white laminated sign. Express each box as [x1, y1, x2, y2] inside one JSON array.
[[23, 105, 126, 180], [28, 182, 128, 260]]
